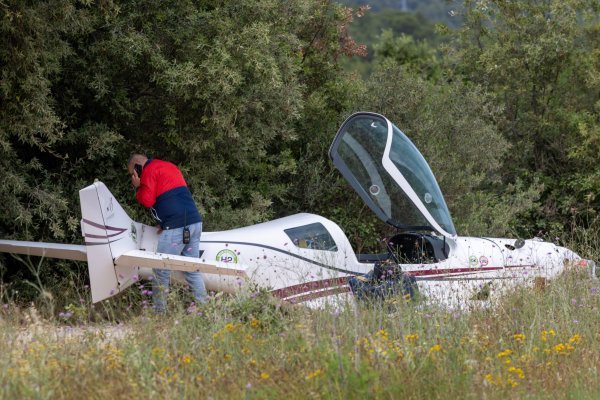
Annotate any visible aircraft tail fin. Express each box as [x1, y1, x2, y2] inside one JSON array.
[[79, 181, 139, 303]]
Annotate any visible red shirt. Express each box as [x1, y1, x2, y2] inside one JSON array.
[[136, 159, 187, 207], [135, 159, 202, 229]]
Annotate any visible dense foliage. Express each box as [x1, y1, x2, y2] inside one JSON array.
[[0, 0, 362, 238], [0, 0, 598, 298], [448, 0, 600, 235]]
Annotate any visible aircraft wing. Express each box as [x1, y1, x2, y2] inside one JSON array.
[[0, 240, 87, 261], [114, 250, 247, 277]]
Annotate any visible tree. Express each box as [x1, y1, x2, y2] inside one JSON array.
[[355, 61, 540, 236], [373, 29, 442, 80], [0, 0, 366, 234], [0, 0, 370, 299], [0, 1, 89, 241], [447, 0, 600, 232]]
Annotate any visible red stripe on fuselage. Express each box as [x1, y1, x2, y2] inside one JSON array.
[[270, 277, 350, 299], [404, 266, 503, 277], [287, 286, 352, 304], [270, 264, 538, 300]]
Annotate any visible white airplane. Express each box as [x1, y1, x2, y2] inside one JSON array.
[[0, 112, 595, 308]]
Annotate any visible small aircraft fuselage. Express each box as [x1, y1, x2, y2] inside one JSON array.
[[0, 112, 595, 308]]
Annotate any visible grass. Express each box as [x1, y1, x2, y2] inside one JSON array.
[[0, 268, 599, 399], [2, 219, 600, 399]]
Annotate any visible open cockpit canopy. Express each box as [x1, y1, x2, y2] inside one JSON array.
[[329, 112, 456, 238]]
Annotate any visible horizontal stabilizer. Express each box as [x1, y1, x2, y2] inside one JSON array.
[[0, 240, 87, 262], [115, 250, 246, 277]]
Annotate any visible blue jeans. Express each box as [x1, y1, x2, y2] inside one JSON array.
[[153, 222, 207, 312]]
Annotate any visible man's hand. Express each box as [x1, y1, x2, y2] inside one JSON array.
[[156, 224, 163, 235], [130, 170, 141, 188]]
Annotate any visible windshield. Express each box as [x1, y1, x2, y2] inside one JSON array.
[[386, 124, 456, 235], [329, 113, 456, 236]]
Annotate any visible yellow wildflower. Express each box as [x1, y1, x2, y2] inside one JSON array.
[[168, 373, 179, 384], [376, 329, 388, 339], [429, 344, 442, 354], [497, 349, 513, 358], [404, 333, 419, 343], [180, 354, 192, 364], [260, 372, 270, 380], [513, 333, 526, 342], [508, 366, 525, 379], [541, 329, 556, 342], [393, 346, 404, 359], [250, 319, 260, 328], [553, 342, 573, 355], [569, 334, 581, 345], [306, 369, 324, 380], [507, 378, 518, 388], [485, 373, 500, 386], [566, 343, 575, 352]]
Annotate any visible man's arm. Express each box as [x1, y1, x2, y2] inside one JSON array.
[[136, 183, 156, 208], [134, 170, 157, 208]]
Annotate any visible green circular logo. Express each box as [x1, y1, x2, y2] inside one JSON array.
[[216, 249, 238, 264], [469, 255, 478, 267]]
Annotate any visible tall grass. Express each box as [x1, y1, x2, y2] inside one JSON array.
[[0, 268, 598, 399], [1, 222, 599, 399]]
